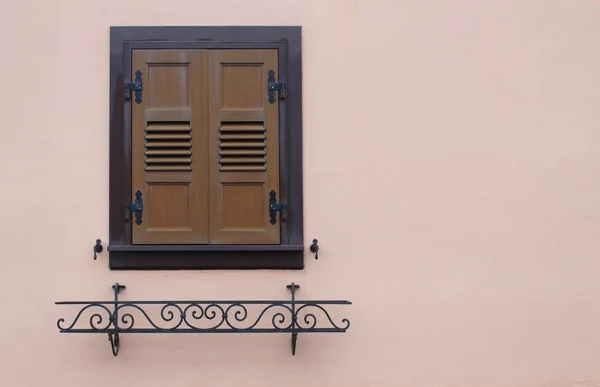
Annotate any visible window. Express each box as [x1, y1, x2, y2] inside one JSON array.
[[108, 26, 304, 270]]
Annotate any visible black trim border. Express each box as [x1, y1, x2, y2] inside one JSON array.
[[108, 26, 304, 270]]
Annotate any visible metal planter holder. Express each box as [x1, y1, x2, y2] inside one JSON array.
[[55, 283, 351, 356]]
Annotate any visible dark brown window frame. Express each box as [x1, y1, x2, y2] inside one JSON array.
[[108, 26, 304, 270]]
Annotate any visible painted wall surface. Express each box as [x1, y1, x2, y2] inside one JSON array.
[[2, 0, 600, 386]]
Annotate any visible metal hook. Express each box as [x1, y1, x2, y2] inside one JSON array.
[[310, 239, 319, 260], [93, 239, 103, 260]]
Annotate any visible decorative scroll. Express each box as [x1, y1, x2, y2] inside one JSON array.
[[55, 283, 351, 356]]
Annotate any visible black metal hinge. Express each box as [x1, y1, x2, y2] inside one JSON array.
[[269, 190, 287, 225], [125, 190, 143, 225], [267, 69, 286, 104], [125, 70, 143, 104]]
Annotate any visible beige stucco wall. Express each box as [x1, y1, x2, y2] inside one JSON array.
[[2, 0, 600, 386]]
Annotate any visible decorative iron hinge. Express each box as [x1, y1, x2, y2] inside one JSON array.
[[125, 190, 143, 225], [269, 190, 287, 225], [267, 69, 286, 104], [125, 70, 143, 104]]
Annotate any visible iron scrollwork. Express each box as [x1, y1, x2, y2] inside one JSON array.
[[55, 282, 351, 356]]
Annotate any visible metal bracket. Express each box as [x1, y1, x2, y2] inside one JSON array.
[[55, 282, 351, 357], [267, 69, 286, 104], [125, 70, 143, 104], [125, 190, 143, 225], [108, 283, 125, 355], [287, 283, 300, 355], [108, 332, 120, 356]]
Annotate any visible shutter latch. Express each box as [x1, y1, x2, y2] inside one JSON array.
[[269, 190, 287, 225], [125, 190, 143, 225], [125, 70, 143, 104], [267, 70, 286, 104]]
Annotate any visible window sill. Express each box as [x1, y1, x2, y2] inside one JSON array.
[[108, 245, 305, 270]]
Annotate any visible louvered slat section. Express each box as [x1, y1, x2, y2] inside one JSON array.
[[219, 122, 266, 171], [145, 121, 192, 171]]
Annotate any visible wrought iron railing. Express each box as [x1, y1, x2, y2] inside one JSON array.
[[55, 283, 351, 356]]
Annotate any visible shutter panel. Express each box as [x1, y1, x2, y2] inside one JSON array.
[[208, 50, 281, 244], [131, 50, 209, 244]]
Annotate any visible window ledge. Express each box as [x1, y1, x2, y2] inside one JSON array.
[[108, 245, 305, 270], [108, 245, 304, 252]]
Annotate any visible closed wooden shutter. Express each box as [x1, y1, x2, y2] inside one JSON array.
[[131, 50, 209, 244], [208, 50, 281, 244]]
